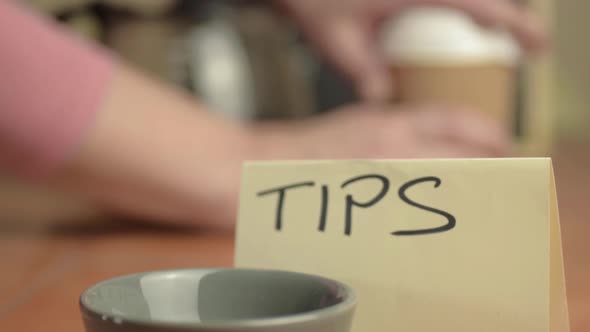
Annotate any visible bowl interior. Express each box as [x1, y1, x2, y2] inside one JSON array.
[[81, 269, 350, 324]]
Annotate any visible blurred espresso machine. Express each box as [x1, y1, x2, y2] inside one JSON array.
[[29, 0, 357, 120]]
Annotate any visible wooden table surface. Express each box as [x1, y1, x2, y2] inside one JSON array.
[[1, 140, 589, 331]]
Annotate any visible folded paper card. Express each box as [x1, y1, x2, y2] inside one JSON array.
[[235, 158, 569, 332]]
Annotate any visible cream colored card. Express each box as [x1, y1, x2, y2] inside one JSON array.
[[235, 158, 569, 332]]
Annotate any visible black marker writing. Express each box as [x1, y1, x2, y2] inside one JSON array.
[[318, 185, 329, 232], [393, 176, 456, 236], [341, 174, 390, 236], [257, 182, 315, 231]]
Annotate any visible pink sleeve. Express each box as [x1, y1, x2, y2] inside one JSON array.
[[0, 1, 114, 179]]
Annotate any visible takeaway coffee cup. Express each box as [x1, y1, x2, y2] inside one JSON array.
[[381, 6, 522, 132], [79, 268, 356, 332]]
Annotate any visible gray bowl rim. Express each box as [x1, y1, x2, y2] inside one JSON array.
[[79, 267, 357, 330]]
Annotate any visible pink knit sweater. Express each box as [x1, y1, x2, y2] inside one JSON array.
[[0, 1, 114, 178]]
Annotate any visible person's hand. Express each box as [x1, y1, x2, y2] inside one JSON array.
[[203, 103, 511, 228], [250, 104, 512, 161], [276, 0, 548, 102]]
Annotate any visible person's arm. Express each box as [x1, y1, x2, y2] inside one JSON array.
[[0, 1, 512, 229], [0, 1, 112, 178], [52, 64, 250, 228], [0, 1, 245, 227]]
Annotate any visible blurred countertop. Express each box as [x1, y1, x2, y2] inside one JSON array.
[[0, 139, 589, 331]]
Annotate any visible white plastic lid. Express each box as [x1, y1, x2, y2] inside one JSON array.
[[380, 6, 521, 66]]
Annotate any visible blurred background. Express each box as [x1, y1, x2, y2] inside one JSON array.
[[0, 0, 588, 225], [25, 0, 362, 120]]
